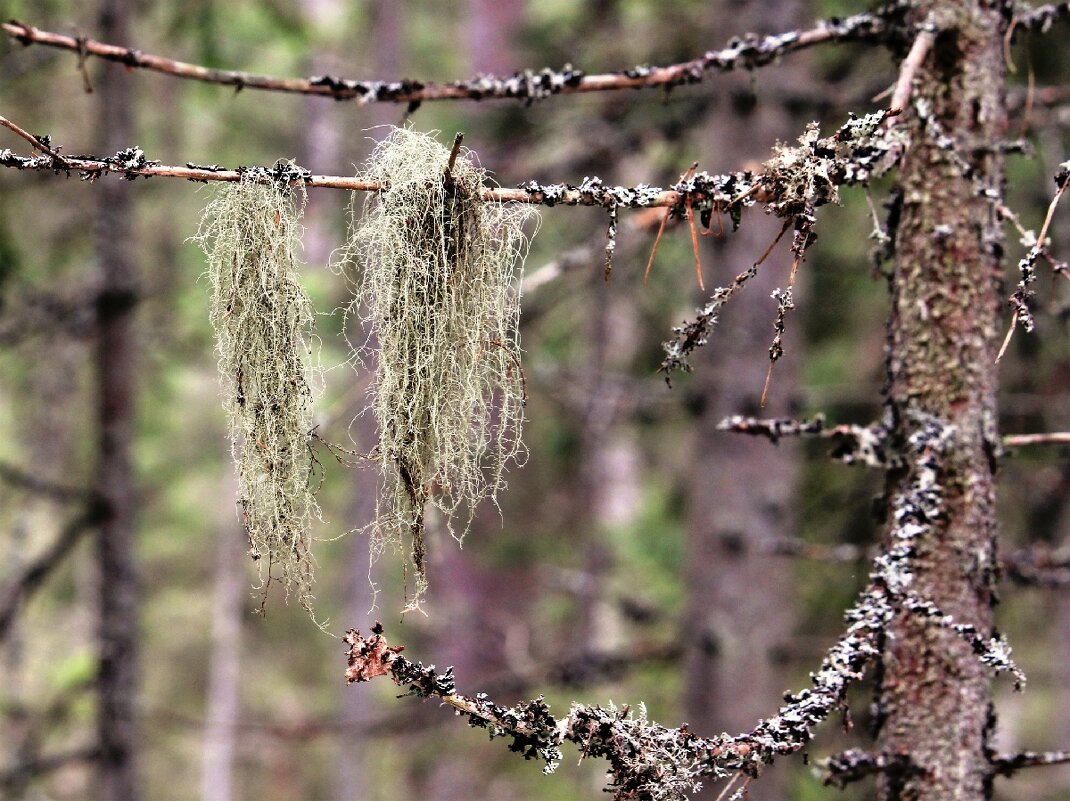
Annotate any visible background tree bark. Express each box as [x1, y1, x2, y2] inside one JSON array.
[[681, 3, 806, 799], [94, 0, 140, 798], [878, 3, 1007, 799], [200, 468, 245, 801]]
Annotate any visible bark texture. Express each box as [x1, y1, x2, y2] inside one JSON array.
[[94, 0, 141, 799], [878, 3, 1008, 799]]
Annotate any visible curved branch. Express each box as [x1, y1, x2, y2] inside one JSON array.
[[3, 10, 894, 105], [0, 502, 105, 641]]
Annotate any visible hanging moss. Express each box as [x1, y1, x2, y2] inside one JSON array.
[[336, 127, 536, 608], [195, 171, 320, 613]]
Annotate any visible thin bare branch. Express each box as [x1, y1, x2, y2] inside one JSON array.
[[998, 162, 1070, 361], [2, 10, 893, 105], [1003, 432, 1070, 446], [0, 746, 100, 791], [717, 414, 890, 467], [0, 504, 104, 641], [889, 24, 937, 116], [0, 113, 71, 167], [991, 749, 1070, 777], [0, 460, 93, 503]]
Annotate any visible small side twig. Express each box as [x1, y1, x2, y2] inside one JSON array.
[[888, 23, 937, 118], [991, 749, 1070, 777], [998, 162, 1070, 361], [1003, 432, 1070, 446], [0, 114, 72, 168], [443, 131, 464, 193]]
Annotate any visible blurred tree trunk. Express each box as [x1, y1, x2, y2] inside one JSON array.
[[94, 0, 140, 798], [877, 4, 1006, 800], [200, 470, 245, 801], [465, 0, 526, 77], [325, 2, 395, 796], [681, 3, 805, 799], [577, 266, 642, 656]]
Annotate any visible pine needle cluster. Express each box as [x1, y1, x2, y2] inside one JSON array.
[[196, 173, 320, 612], [337, 127, 536, 607]]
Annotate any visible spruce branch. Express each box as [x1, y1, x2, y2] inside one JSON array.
[[344, 415, 1024, 800], [997, 161, 1070, 361], [3, 9, 896, 105]]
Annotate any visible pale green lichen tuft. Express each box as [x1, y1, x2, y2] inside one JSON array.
[[336, 127, 536, 609], [195, 171, 321, 613]]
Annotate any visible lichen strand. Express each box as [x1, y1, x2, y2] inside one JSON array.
[[196, 174, 320, 611], [339, 127, 536, 607]]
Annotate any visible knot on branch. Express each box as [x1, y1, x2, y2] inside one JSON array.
[[236, 160, 312, 187], [95, 146, 160, 181], [343, 622, 404, 683]]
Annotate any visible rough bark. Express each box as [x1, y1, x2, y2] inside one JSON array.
[[94, 0, 140, 799], [877, 4, 1008, 800]]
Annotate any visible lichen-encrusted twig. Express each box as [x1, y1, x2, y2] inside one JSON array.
[[2, 8, 898, 105], [997, 160, 1070, 361], [659, 111, 906, 382], [717, 414, 890, 467], [344, 415, 1023, 801], [991, 748, 1070, 777]]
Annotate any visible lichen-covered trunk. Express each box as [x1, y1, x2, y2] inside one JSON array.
[[878, 3, 1007, 800]]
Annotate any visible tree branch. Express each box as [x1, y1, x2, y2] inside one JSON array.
[[0, 114, 71, 168], [0, 746, 100, 791], [0, 107, 903, 214], [2, 9, 895, 105], [717, 414, 890, 467], [0, 503, 104, 641], [0, 460, 93, 503], [888, 23, 936, 116], [991, 749, 1070, 777], [344, 417, 1023, 800], [1003, 432, 1070, 446]]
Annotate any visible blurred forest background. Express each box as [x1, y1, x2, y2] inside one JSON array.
[[1, 1, 1069, 800]]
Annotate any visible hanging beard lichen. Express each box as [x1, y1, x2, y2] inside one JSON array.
[[336, 127, 536, 608], [195, 171, 321, 613]]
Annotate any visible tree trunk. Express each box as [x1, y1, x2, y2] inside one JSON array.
[[94, 0, 140, 799], [878, 4, 1007, 799], [200, 469, 245, 801], [682, 4, 805, 800]]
